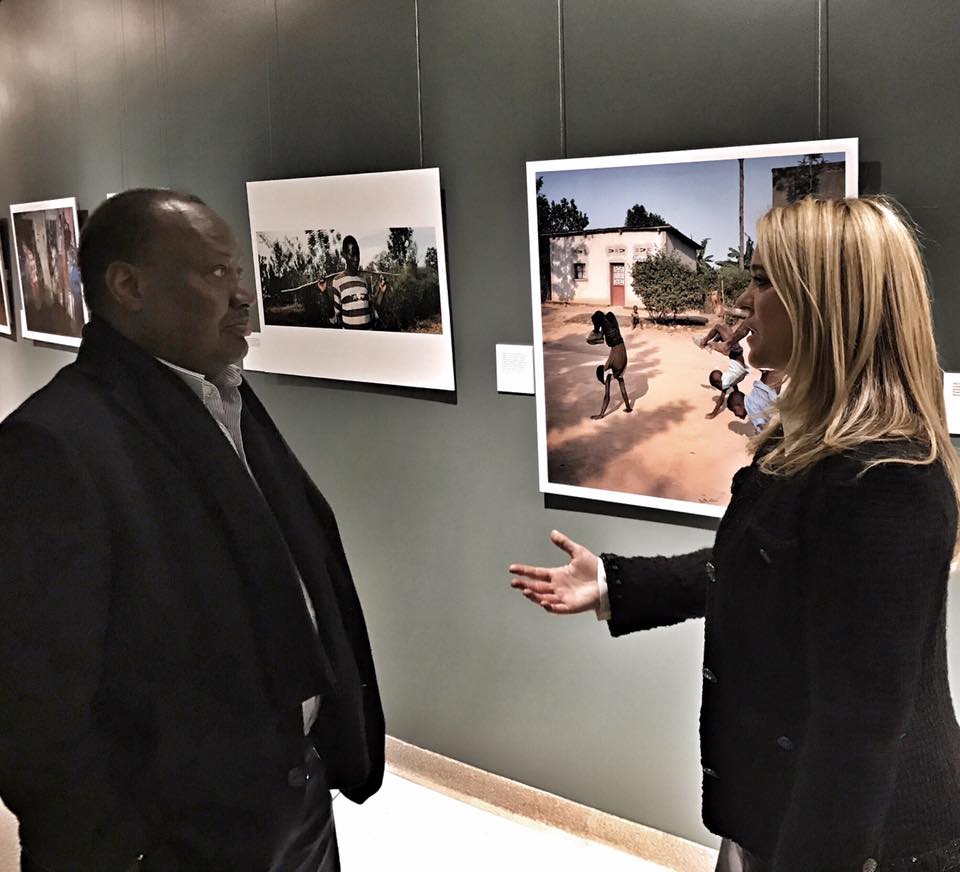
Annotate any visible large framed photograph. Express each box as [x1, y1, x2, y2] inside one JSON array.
[[528, 138, 858, 517], [245, 168, 455, 391], [0, 241, 12, 337], [10, 197, 86, 346]]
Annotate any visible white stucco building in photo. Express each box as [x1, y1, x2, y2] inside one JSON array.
[[546, 225, 700, 306]]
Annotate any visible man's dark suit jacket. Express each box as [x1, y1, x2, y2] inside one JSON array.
[[601, 444, 960, 872], [0, 321, 385, 871]]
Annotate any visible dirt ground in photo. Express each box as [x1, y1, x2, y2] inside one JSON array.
[[542, 303, 760, 508]]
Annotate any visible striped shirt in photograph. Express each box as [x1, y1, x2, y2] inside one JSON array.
[[331, 273, 374, 329]]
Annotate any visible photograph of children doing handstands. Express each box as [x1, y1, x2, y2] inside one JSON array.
[[533, 144, 851, 510]]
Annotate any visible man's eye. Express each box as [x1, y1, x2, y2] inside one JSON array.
[[211, 266, 228, 278]]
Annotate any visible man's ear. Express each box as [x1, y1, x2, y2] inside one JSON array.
[[103, 261, 146, 313]]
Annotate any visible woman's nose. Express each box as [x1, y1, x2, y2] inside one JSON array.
[[735, 285, 754, 312]]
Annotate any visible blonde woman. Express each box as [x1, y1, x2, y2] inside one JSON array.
[[510, 197, 960, 872]]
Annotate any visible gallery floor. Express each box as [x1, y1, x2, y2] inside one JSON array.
[[0, 763, 714, 870], [335, 770, 679, 871]]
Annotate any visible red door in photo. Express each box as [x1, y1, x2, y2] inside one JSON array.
[[610, 263, 626, 306]]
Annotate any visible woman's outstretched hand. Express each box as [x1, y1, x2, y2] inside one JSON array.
[[509, 530, 601, 615]]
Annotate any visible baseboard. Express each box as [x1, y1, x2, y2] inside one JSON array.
[[384, 736, 718, 872]]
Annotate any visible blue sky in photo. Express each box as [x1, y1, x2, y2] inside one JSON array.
[[355, 226, 436, 266], [537, 152, 845, 262]]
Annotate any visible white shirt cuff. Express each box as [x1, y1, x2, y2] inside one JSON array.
[[596, 558, 611, 621]]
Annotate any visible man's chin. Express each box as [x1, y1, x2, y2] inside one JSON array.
[[226, 331, 250, 351], [213, 337, 249, 371]]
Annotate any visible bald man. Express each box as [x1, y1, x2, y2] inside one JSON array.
[[0, 189, 384, 871]]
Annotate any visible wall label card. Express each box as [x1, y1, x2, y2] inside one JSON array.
[[945, 372, 960, 436], [496, 344, 535, 395]]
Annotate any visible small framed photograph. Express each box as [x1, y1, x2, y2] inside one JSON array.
[[10, 197, 87, 346], [245, 168, 455, 391], [528, 138, 858, 517], [0, 241, 12, 337]]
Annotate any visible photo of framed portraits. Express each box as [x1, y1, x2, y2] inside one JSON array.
[[528, 138, 858, 517], [10, 197, 87, 347], [245, 168, 455, 391]]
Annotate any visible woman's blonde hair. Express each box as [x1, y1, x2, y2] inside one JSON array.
[[753, 196, 960, 551]]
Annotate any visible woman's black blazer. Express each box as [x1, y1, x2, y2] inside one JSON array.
[[602, 443, 960, 872]]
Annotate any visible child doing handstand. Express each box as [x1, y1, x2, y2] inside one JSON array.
[[587, 310, 633, 419]]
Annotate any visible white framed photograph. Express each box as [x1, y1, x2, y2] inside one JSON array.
[[0, 240, 12, 337], [10, 197, 87, 347], [245, 168, 455, 391], [528, 138, 859, 517]]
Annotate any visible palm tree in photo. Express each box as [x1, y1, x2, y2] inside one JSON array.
[[738, 157, 745, 270]]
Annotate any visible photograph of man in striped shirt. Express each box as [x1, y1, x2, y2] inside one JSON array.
[[319, 235, 389, 330]]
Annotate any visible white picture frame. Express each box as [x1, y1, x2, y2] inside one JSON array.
[[245, 168, 455, 391]]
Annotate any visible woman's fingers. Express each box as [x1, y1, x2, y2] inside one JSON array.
[[522, 590, 563, 608], [508, 563, 552, 581], [521, 590, 554, 607], [549, 529, 579, 559], [511, 577, 555, 595], [511, 531, 581, 586]]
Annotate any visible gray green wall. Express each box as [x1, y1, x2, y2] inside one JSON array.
[[1, 0, 958, 848]]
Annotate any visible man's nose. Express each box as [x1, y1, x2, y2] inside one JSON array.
[[233, 280, 257, 307]]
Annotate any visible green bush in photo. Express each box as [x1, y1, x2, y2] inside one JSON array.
[[631, 251, 706, 322]]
